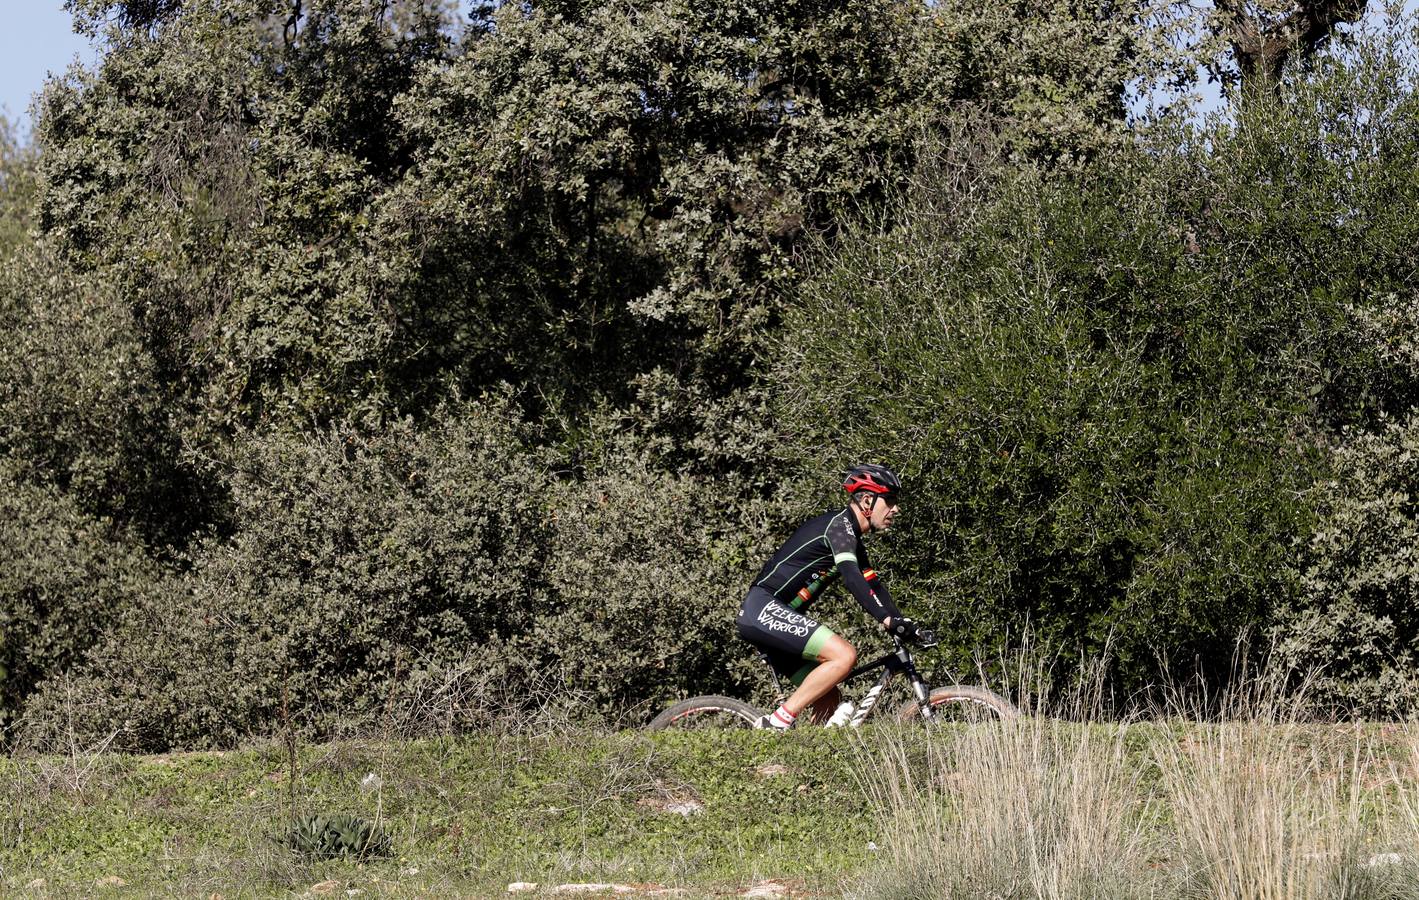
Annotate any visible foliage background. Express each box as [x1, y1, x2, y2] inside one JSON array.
[[3, 0, 1419, 749]]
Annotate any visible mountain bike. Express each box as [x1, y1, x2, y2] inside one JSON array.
[[646, 633, 1020, 730]]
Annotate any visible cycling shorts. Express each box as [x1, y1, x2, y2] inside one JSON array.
[[736, 586, 837, 686]]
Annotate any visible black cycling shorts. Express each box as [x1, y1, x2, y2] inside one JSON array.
[[736, 586, 837, 686]]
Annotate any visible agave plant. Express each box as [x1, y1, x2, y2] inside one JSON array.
[[283, 813, 392, 860]]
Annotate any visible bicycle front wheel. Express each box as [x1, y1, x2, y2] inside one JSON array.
[[897, 685, 1021, 723], [646, 695, 765, 730]]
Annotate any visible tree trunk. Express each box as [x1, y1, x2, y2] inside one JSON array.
[[1215, 0, 1369, 94]]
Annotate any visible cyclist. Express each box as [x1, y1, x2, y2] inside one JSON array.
[[737, 463, 932, 729]]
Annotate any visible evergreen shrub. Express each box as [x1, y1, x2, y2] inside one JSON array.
[[20, 395, 550, 749], [18, 397, 770, 750], [773, 61, 1419, 692], [0, 245, 212, 547], [1275, 413, 1419, 715], [0, 460, 157, 731]]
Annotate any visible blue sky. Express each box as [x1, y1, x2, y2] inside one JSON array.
[[1, 2, 484, 140], [1, 3, 95, 138]]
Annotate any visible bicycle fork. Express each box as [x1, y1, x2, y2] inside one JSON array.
[[910, 675, 935, 721]]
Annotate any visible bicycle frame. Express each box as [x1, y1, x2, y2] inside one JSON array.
[[761, 635, 937, 726]]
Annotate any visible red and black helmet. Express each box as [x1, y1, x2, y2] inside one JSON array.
[[843, 463, 902, 497]]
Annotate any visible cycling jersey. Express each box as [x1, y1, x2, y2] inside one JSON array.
[[752, 507, 902, 624]]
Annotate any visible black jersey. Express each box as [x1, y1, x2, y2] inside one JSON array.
[[753, 507, 902, 624]]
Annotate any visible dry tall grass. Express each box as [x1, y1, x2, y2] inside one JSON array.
[[851, 656, 1161, 900], [852, 666, 1419, 900], [853, 718, 1155, 898], [1154, 684, 1358, 899]]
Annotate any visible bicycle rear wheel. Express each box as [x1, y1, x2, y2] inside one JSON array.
[[646, 695, 765, 730], [897, 685, 1020, 723]]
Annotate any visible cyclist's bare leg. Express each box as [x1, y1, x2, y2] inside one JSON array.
[[806, 685, 842, 725], [783, 636, 856, 719]]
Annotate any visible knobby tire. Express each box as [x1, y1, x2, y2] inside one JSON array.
[[646, 695, 764, 730], [896, 684, 1021, 722]]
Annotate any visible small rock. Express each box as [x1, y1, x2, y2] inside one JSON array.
[[95, 876, 127, 888], [400, 866, 420, 876], [866, 841, 879, 851], [637, 796, 703, 816], [27, 879, 45, 890], [549, 885, 636, 894], [663, 800, 702, 816], [210, 894, 227, 900], [507, 884, 540, 894], [742, 881, 790, 897], [1367, 853, 1405, 867], [755, 763, 791, 778], [309, 880, 341, 895]]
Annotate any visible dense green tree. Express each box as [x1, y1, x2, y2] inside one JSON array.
[[0, 118, 36, 256], [37, 1, 454, 452], [32, 0, 1176, 473], [771, 17, 1419, 693], [1265, 30, 1419, 706], [16, 0, 1419, 745], [379, 0, 1182, 462]]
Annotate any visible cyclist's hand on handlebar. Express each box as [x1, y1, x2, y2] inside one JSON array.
[[885, 617, 939, 648], [887, 616, 935, 646]]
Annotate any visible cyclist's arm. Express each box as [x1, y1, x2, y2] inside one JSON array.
[[865, 567, 900, 627], [828, 525, 903, 625], [843, 561, 902, 626]]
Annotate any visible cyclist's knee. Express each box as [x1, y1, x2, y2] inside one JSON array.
[[840, 644, 858, 672], [819, 635, 857, 671]]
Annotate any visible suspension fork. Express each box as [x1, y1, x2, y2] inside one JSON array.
[[909, 668, 935, 721], [898, 643, 935, 722]]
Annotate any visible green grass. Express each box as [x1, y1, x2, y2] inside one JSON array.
[[10, 721, 1419, 898], [1, 728, 880, 897]]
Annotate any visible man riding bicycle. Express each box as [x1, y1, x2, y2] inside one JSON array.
[[737, 463, 933, 729]]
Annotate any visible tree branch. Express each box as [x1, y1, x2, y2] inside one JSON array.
[[1219, 0, 1369, 93]]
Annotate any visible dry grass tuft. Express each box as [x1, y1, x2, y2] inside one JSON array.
[[852, 658, 1419, 900], [854, 719, 1156, 899], [851, 657, 1160, 900]]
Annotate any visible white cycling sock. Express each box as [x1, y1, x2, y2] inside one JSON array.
[[768, 705, 797, 730]]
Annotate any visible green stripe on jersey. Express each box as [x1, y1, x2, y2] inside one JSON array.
[[756, 537, 829, 588], [833, 551, 857, 566]]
